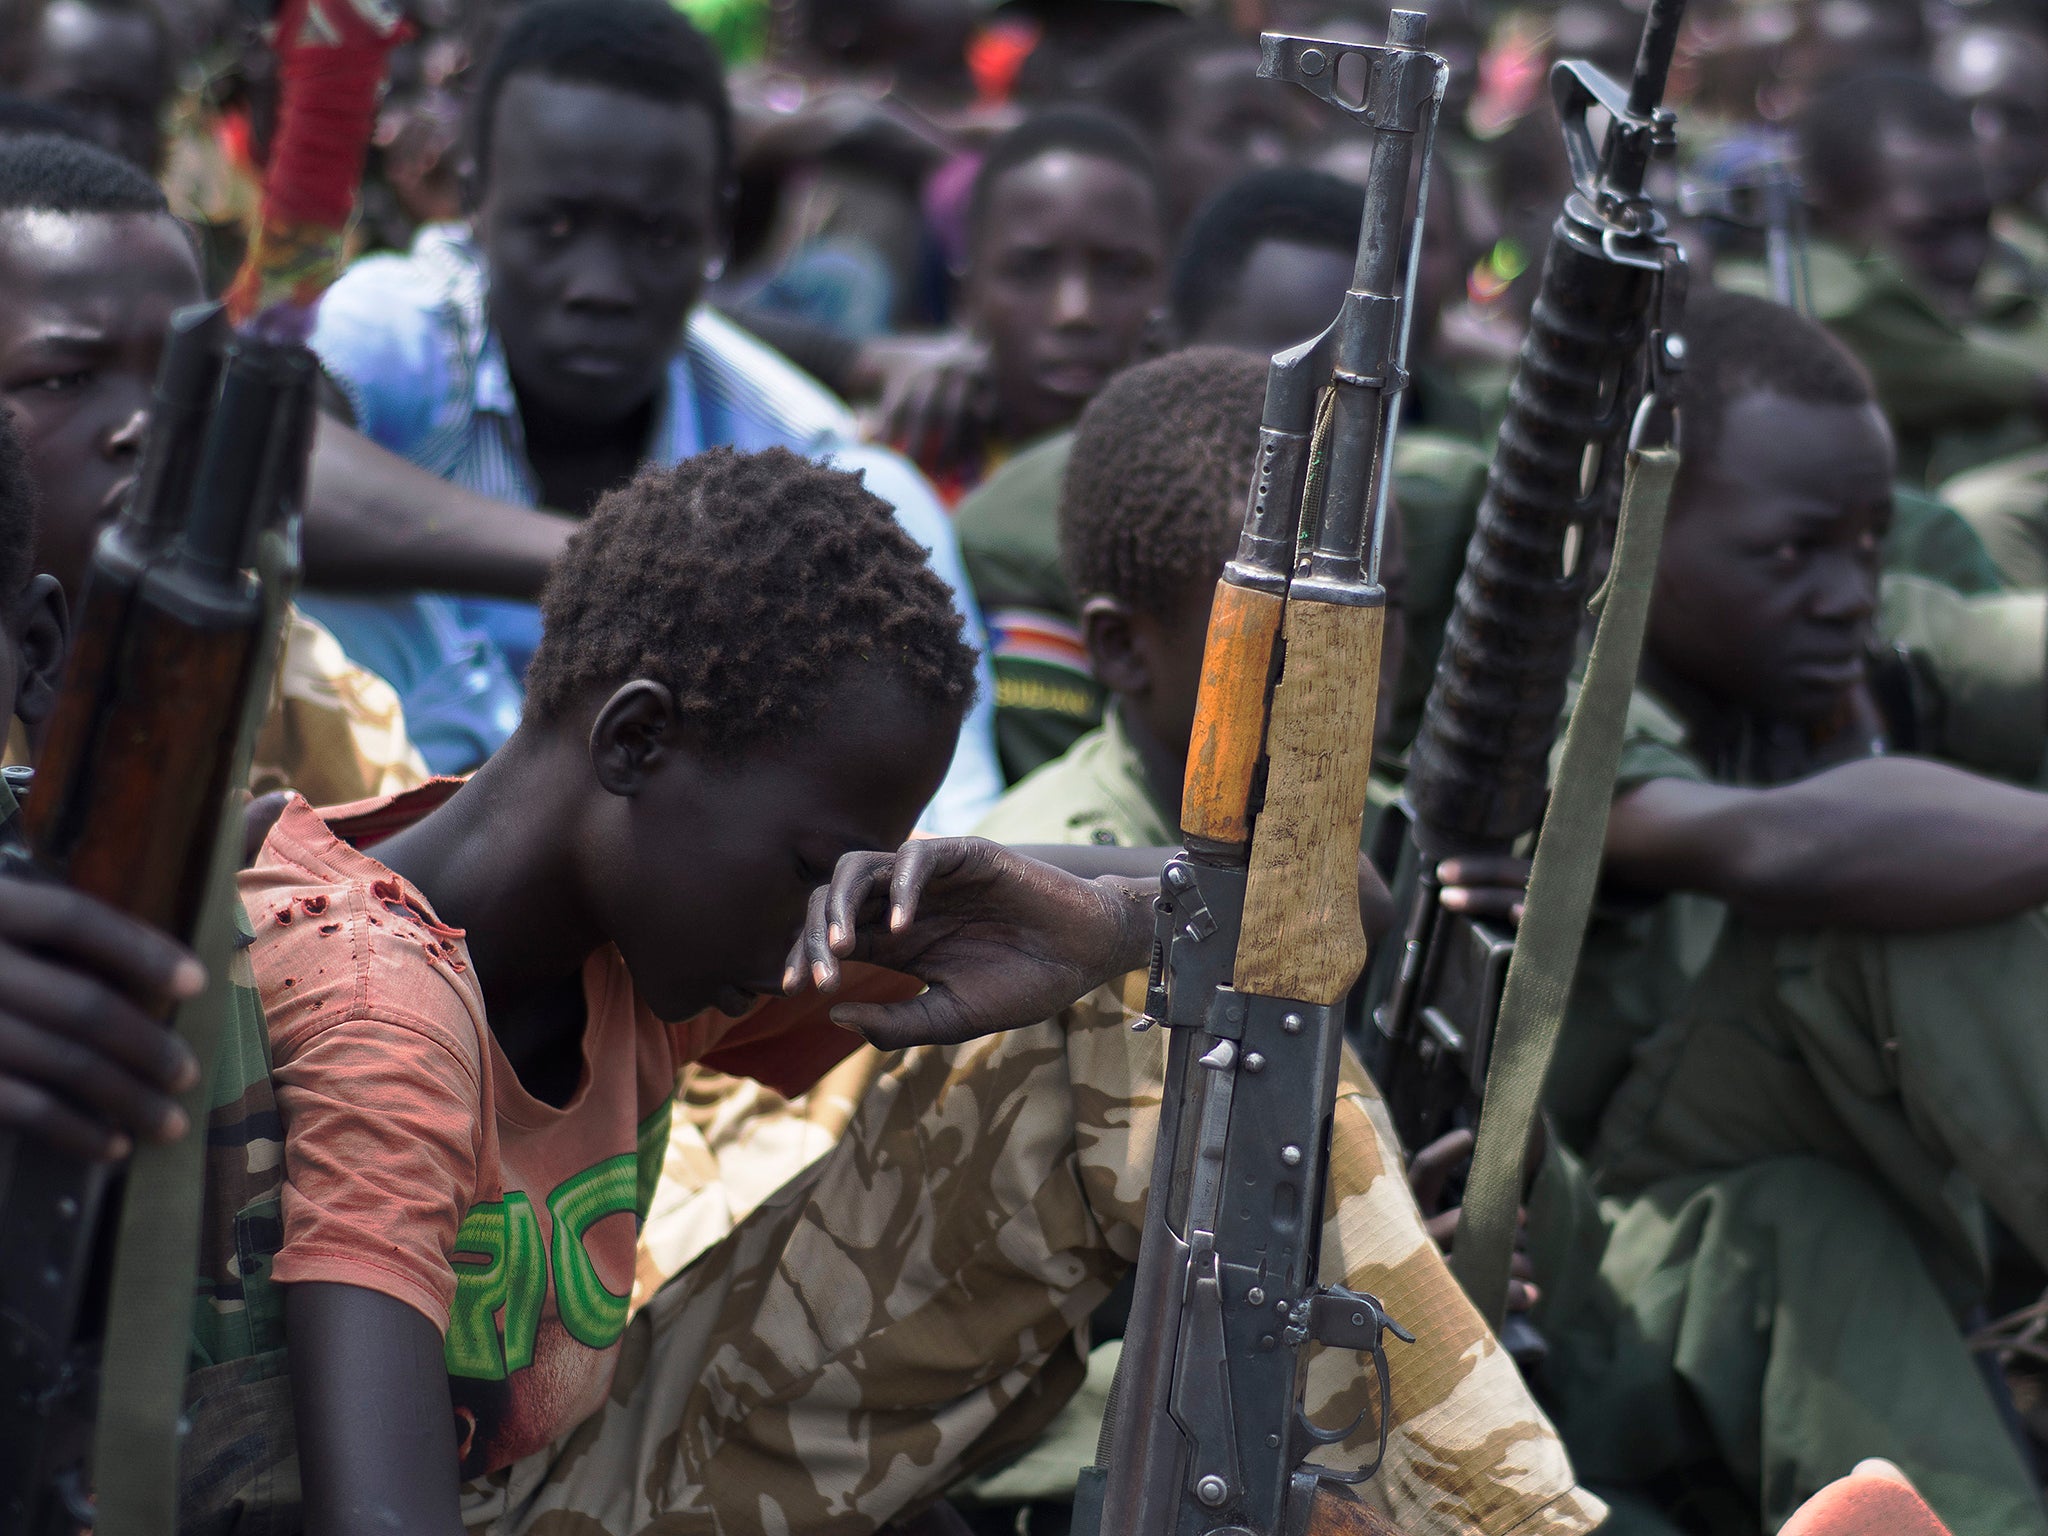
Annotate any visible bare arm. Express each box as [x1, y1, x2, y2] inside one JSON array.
[[302, 415, 576, 598], [1015, 843, 1397, 944], [286, 1282, 467, 1536], [1604, 755, 2048, 930]]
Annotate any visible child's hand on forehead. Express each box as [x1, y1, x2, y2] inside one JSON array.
[[783, 838, 1157, 1050]]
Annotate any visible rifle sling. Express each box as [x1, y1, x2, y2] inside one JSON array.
[[92, 524, 301, 1536], [1448, 443, 1679, 1328]]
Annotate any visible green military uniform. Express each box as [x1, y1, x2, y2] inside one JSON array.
[[1392, 429, 1490, 753], [1530, 574, 2048, 1536], [956, 426, 1492, 784], [955, 435, 1103, 785], [1720, 242, 2047, 488]]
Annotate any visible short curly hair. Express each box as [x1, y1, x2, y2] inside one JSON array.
[[525, 447, 977, 753], [1060, 347, 1267, 620]]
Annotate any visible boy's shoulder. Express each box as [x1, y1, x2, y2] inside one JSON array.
[[237, 790, 486, 1074], [955, 432, 1075, 609], [974, 713, 1172, 849]]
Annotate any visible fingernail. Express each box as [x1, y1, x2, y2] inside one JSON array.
[[782, 965, 799, 993], [827, 1005, 857, 1031], [890, 905, 908, 931], [171, 1054, 201, 1092], [828, 923, 844, 948], [170, 959, 206, 997], [812, 960, 832, 989], [160, 1105, 188, 1140], [107, 1133, 132, 1159]]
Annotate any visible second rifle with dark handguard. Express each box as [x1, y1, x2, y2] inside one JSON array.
[[1367, 0, 1688, 1165], [0, 311, 316, 1536]]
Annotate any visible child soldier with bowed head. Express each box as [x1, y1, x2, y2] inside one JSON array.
[[0, 444, 1606, 1535]]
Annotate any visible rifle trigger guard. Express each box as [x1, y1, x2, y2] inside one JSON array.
[[1293, 1287, 1412, 1485]]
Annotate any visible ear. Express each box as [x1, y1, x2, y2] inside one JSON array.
[[1081, 596, 1149, 700], [588, 680, 682, 797], [11, 575, 66, 730]]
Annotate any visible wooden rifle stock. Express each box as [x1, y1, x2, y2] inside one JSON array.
[[0, 326, 315, 1536], [1079, 16, 1444, 1536]]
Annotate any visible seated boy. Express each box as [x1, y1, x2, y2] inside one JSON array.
[[0, 444, 1603, 1534], [1538, 288, 2048, 1532]]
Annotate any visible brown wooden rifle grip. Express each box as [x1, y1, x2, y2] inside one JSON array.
[[1181, 577, 1285, 845], [25, 605, 256, 939], [1233, 598, 1382, 1005], [1305, 1486, 1408, 1536]]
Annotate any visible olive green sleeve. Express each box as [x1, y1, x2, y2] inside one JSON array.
[[1879, 574, 2048, 784]]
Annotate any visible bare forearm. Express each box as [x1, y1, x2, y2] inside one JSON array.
[[287, 1282, 466, 1536], [1607, 756, 2048, 929], [303, 416, 575, 597]]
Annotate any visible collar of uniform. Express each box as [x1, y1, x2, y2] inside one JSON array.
[[1095, 705, 1177, 847]]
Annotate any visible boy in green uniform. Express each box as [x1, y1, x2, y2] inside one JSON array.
[[1757, 69, 2048, 488], [1534, 288, 2048, 1534]]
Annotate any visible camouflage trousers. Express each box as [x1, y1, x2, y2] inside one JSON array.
[[458, 986, 1603, 1536]]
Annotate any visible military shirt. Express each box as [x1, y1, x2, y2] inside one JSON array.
[[971, 706, 1171, 850], [1552, 573, 2048, 1152], [1720, 240, 2047, 486], [954, 434, 1101, 785], [957, 425, 1493, 782]]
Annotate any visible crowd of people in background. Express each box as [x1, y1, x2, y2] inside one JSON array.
[[8, 0, 2048, 1533]]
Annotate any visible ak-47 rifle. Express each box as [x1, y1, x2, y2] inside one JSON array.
[[1073, 15, 1444, 1536], [0, 1, 400, 1524], [1367, 0, 1689, 1165], [0, 313, 317, 1536]]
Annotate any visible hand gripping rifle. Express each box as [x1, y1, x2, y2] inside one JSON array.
[[1074, 16, 1445, 1536], [0, 6, 397, 1527], [0, 311, 317, 1536], [1367, 0, 1688, 1171]]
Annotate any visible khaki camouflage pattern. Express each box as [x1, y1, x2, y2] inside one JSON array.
[[247, 607, 430, 808], [632, 1049, 890, 1309], [458, 986, 1603, 1536], [177, 904, 304, 1536]]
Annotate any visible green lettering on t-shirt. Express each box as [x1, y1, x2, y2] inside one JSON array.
[[446, 1191, 544, 1380], [548, 1156, 638, 1349], [636, 1096, 672, 1222]]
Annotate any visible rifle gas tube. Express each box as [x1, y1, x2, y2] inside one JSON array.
[[1080, 16, 1444, 1536]]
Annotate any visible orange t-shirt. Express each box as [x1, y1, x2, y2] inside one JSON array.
[[241, 783, 891, 1476]]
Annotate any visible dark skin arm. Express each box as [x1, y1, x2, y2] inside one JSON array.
[[1606, 755, 2048, 929], [286, 1282, 466, 1536], [1012, 843, 1401, 946], [784, 838, 1156, 1050], [303, 416, 576, 598]]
